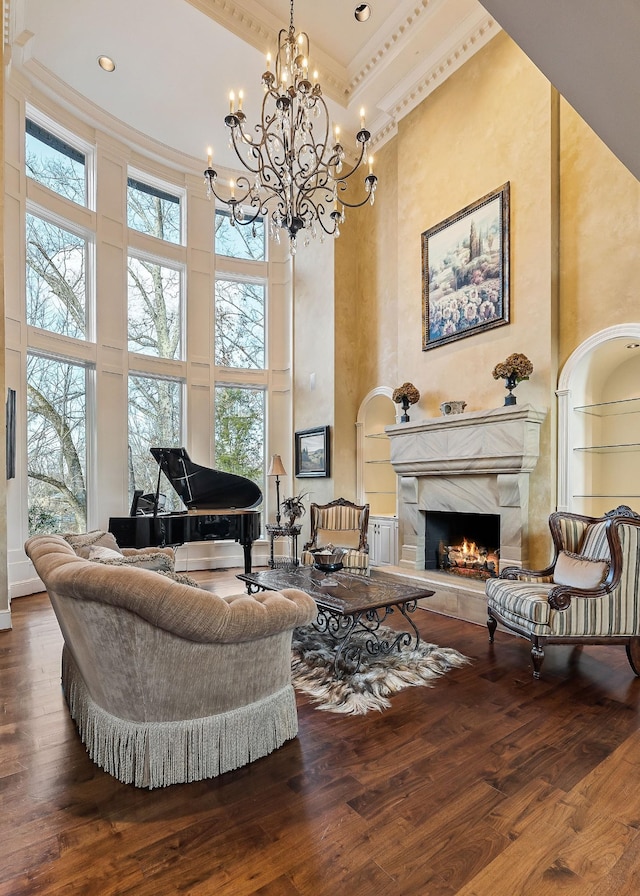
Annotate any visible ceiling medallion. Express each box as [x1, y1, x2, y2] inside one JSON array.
[[204, 0, 377, 253]]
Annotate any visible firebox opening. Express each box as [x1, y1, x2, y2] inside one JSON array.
[[425, 510, 500, 579]]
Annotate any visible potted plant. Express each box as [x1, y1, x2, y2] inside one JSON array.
[[280, 493, 307, 528]]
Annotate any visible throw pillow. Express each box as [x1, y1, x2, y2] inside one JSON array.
[[316, 528, 362, 550], [553, 550, 609, 589], [88, 550, 174, 574], [88, 545, 122, 561], [63, 530, 122, 559]]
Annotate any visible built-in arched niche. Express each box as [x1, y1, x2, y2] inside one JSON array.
[[356, 388, 399, 566], [557, 324, 640, 516]]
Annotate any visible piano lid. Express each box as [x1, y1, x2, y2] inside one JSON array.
[[150, 447, 262, 511]]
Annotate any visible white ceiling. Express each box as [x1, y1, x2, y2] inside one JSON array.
[[7, 0, 638, 180], [10, 0, 497, 172]]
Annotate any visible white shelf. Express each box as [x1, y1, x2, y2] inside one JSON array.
[[574, 494, 640, 498], [574, 443, 640, 453], [574, 397, 640, 417]]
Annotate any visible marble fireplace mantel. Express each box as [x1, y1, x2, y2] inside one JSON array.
[[386, 404, 546, 575]]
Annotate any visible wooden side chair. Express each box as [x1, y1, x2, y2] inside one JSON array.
[[486, 506, 640, 678], [301, 497, 370, 575]]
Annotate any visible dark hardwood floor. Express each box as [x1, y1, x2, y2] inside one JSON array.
[[3, 569, 640, 895]]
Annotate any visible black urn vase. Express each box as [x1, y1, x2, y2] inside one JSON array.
[[504, 372, 518, 406]]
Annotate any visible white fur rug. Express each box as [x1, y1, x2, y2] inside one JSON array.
[[291, 623, 470, 715]]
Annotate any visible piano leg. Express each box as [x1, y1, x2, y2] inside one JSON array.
[[242, 540, 253, 574]]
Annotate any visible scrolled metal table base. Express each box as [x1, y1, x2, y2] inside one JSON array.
[[314, 600, 420, 677]]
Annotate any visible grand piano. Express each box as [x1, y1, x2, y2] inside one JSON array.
[[108, 447, 262, 573]]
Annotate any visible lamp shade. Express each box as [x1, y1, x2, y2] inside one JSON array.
[[267, 454, 287, 477]]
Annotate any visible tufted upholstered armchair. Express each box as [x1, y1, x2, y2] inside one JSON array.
[[486, 506, 640, 679], [301, 497, 370, 574], [25, 533, 317, 788]]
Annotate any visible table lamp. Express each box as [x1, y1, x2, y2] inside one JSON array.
[[267, 454, 286, 525]]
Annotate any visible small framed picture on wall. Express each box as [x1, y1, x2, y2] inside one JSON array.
[[295, 426, 330, 478]]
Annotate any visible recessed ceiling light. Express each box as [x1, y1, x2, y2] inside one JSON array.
[[98, 55, 116, 73], [626, 343, 640, 349], [355, 4, 371, 23]]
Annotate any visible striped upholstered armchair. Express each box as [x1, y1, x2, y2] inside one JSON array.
[[301, 497, 370, 575], [486, 506, 640, 679]]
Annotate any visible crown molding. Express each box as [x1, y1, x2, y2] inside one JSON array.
[[380, 13, 497, 119], [183, 0, 347, 105], [346, 0, 437, 101], [364, 12, 497, 155]]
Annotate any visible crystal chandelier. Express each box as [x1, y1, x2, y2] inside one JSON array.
[[204, 0, 378, 254]]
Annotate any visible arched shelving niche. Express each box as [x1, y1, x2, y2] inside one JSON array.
[[356, 388, 399, 566], [557, 324, 640, 516]]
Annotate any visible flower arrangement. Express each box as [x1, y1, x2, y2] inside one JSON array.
[[392, 382, 421, 405], [492, 353, 533, 382], [280, 493, 307, 527], [393, 382, 421, 422], [492, 353, 533, 406]]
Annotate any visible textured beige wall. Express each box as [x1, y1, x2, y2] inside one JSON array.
[[558, 100, 640, 369], [349, 32, 559, 566], [349, 137, 399, 393], [394, 32, 556, 422], [292, 240, 335, 512], [333, 212, 360, 501]]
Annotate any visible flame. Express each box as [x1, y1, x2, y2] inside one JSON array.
[[461, 539, 478, 559]]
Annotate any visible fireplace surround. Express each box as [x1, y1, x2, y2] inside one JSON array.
[[384, 404, 546, 622]]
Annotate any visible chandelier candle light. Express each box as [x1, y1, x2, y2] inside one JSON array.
[[204, 0, 378, 253]]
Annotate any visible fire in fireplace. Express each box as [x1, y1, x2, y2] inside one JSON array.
[[425, 511, 500, 579]]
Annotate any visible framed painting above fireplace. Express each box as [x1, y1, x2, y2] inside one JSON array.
[[421, 182, 510, 351]]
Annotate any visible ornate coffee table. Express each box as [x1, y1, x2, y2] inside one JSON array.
[[237, 566, 435, 675]]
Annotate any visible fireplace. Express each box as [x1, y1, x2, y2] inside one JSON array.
[[387, 404, 545, 576], [425, 510, 500, 579]]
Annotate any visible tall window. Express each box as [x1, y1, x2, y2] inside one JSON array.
[[214, 279, 265, 369], [25, 118, 86, 206], [214, 385, 265, 488], [26, 213, 88, 339], [214, 209, 267, 492], [127, 176, 182, 244], [215, 209, 265, 261], [128, 374, 183, 509], [27, 353, 87, 535], [128, 255, 183, 359]]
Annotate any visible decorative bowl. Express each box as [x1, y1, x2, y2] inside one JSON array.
[[312, 548, 346, 573], [313, 560, 344, 573]]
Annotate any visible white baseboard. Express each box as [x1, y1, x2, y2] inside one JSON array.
[[0, 609, 12, 630]]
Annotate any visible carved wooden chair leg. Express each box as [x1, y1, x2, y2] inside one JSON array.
[[625, 638, 640, 676], [487, 614, 497, 642], [531, 637, 545, 679]]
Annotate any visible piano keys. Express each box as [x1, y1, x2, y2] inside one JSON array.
[[108, 447, 262, 573]]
